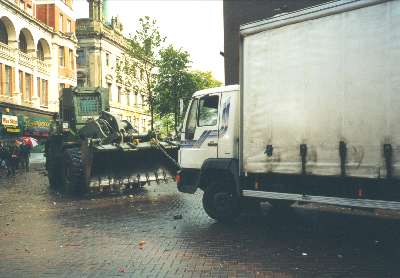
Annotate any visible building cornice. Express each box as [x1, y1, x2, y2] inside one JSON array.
[[76, 18, 128, 51]]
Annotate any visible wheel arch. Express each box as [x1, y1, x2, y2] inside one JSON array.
[[198, 158, 240, 194]]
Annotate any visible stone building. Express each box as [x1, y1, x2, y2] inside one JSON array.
[[0, 0, 77, 138], [76, 0, 150, 133], [223, 0, 330, 85]]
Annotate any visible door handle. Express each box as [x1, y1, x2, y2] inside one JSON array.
[[208, 141, 218, 147]]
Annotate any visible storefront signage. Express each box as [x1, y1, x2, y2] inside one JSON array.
[[2, 114, 18, 127], [6, 127, 20, 133], [25, 117, 50, 131]]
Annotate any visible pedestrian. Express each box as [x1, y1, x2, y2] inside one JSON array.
[[19, 141, 31, 171], [0, 141, 8, 174], [7, 141, 19, 176]]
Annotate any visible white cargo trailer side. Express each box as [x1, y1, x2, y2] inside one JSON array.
[[240, 0, 400, 179]]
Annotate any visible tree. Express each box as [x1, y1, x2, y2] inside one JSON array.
[[188, 70, 222, 91], [154, 45, 222, 136], [154, 45, 192, 135], [123, 16, 165, 131]]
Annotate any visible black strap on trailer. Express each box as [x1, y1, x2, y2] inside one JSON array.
[[300, 144, 307, 175], [384, 143, 393, 179], [339, 141, 347, 177]]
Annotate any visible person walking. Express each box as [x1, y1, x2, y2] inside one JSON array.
[[19, 141, 31, 171], [0, 141, 8, 174], [7, 142, 19, 176]]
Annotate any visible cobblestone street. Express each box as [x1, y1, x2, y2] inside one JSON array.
[[1, 163, 400, 278]]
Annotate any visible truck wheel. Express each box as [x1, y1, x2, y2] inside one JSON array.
[[202, 182, 240, 223], [62, 148, 86, 195], [46, 149, 63, 189], [241, 198, 261, 215], [47, 163, 63, 189]]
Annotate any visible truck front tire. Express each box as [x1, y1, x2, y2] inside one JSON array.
[[202, 181, 240, 223]]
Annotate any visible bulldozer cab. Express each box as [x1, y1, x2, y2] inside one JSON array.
[[59, 87, 109, 131]]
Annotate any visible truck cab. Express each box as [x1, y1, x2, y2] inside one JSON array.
[[177, 85, 242, 221]]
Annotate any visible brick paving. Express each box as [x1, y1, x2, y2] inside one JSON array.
[[1, 163, 400, 277]]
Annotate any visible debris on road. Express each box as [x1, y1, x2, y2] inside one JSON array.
[[173, 214, 183, 220]]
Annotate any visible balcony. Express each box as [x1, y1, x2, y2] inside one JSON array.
[[18, 51, 35, 69], [37, 59, 50, 75], [0, 42, 15, 61]]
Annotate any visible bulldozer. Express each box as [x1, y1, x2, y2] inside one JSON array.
[[44, 87, 179, 194]]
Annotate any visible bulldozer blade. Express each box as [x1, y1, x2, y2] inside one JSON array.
[[82, 143, 179, 189]]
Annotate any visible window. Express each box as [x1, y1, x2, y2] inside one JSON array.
[[59, 46, 65, 67], [117, 86, 121, 103], [116, 57, 120, 69], [26, 4, 32, 15], [198, 95, 219, 126], [0, 21, 8, 44], [37, 77, 40, 101], [67, 19, 71, 33], [19, 71, 23, 97], [5, 65, 12, 96], [25, 73, 32, 100], [77, 79, 85, 87], [41, 79, 48, 106], [76, 49, 85, 65], [59, 14, 63, 32], [185, 98, 198, 140], [142, 119, 146, 132], [37, 42, 44, 61], [107, 83, 112, 96], [134, 93, 138, 106], [69, 49, 74, 69], [18, 32, 27, 53], [106, 53, 110, 66], [138, 94, 142, 106]]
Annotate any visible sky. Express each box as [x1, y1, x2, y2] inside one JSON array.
[[73, 0, 225, 83]]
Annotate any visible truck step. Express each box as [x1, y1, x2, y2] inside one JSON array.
[[242, 190, 400, 211]]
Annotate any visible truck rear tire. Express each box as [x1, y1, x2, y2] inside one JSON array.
[[202, 181, 240, 223]]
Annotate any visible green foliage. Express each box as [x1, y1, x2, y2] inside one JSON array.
[[154, 113, 175, 138], [123, 16, 166, 131], [189, 70, 222, 91], [154, 45, 222, 136]]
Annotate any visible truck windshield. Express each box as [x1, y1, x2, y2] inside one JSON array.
[[78, 95, 100, 115]]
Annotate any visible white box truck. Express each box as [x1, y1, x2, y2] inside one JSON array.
[[177, 0, 400, 222]]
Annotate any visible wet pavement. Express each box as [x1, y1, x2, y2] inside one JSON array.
[[1, 162, 400, 277]]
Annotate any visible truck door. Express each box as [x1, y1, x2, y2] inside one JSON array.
[[180, 93, 220, 169]]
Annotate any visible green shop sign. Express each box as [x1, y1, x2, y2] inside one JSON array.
[[23, 116, 51, 137]]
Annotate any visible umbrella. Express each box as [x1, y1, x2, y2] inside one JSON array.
[[21, 137, 39, 148]]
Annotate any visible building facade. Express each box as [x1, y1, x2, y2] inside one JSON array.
[[76, 0, 150, 133], [0, 0, 77, 139], [223, 0, 330, 85]]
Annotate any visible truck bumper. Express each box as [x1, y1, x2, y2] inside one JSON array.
[[176, 169, 200, 194]]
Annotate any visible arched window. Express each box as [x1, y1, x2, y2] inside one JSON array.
[[37, 42, 44, 60], [0, 21, 8, 44], [19, 32, 27, 53]]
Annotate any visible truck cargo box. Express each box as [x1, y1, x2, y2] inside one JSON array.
[[240, 0, 400, 179]]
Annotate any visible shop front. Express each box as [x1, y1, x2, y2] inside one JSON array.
[[0, 103, 55, 151]]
